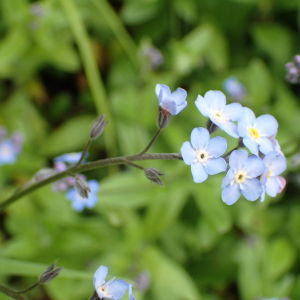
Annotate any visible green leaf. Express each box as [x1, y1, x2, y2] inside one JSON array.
[[39, 115, 95, 157]]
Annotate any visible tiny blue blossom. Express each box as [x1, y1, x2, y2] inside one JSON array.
[[0, 140, 19, 165], [238, 107, 278, 156], [181, 127, 227, 183], [54, 152, 86, 164], [260, 151, 287, 202], [223, 76, 246, 102], [93, 265, 128, 300], [221, 150, 265, 205], [155, 84, 187, 115], [195, 90, 243, 138], [65, 179, 99, 211]]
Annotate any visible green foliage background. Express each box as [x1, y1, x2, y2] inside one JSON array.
[[0, 0, 300, 300]]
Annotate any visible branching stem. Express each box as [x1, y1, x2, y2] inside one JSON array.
[[0, 283, 28, 300]]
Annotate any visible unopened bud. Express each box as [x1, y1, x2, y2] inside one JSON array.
[[89, 291, 100, 300], [206, 119, 218, 134], [144, 168, 164, 186], [33, 169, 57, 182], [39, 261, 62, 284], [74, 176, 91, 198], [157, 107, 170, 129], [90, 115, 108, 139]]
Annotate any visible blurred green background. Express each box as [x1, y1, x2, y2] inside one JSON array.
[[0, 0, 300, 299]]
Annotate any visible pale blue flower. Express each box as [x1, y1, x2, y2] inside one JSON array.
[[195, 90, 243, 138], [221, 150, 265, 205], [54, 152, 86, 164], [223, 76, 246, 101], [237, 107, 278, 156], [93, 265, 128, 300], [0, 140, 19, 165], [128, 284, 136, 300], [155, 84, 187, 115], [65, 180, 99, 211], [260, 151, 287, 202], [181, 127, 227, 183]]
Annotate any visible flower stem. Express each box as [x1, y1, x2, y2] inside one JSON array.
[[0, 153, 182, 211], [0, 283, 28, 300], [76, 139, 92, 167], [138, 128, 162, 155], [14, 282, 39, 294]]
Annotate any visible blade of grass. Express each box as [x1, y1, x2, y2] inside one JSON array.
[[91, 0, 138, 69], [60, 0, 117, 158]]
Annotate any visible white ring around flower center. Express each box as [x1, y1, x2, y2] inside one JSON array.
[[196, 150, 208, 163], [211, 111, 224, 123], [233, 171, 246, 184]]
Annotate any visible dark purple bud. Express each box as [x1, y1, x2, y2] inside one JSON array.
[[74, 176, 91, 198], [144, 168, 164, 186], [39, 261, 62, 284], [157, 107, 170, 129]]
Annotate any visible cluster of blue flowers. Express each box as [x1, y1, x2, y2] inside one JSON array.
[[155, 84, 286, 205], [52, 152, 100, 212], [93, 265, 136, 300], [0, 126, 23, 165]]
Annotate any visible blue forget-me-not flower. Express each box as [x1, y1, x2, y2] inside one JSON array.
[[223, 76, 246, 102], [221, 150, 265, 205], [195, 90, 243, 138], [93, 265, 128, 300], [238, 107, 278, 156], [155, 84, 187, 115], [260, 151, 287, 202], [181, 127, 227, 183], [65, 179, 99, 211], [54, 152, 86, 164], [0, 140, 19, 165]]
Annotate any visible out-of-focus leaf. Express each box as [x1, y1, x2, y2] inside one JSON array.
[[39, 115, 95, 157], [142, 246, 201, 300]]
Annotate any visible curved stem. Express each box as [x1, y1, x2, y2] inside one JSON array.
[[14, 282, 39, 295], [138, 128, 162, 155], [0, 283, 28, 300], [76, 139, 92, 167], [0, 153, 182, 211]]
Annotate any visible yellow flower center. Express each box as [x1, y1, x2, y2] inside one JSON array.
[[234, 171, 246, 184], [196, 150, 208, 163], [267, 169, 271, 178], [248, 128, 259, 139]]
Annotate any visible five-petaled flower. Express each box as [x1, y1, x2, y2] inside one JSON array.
[[195, 90, 243, 138], [93, 265, 128, 300], [155, 84, 187, 115], [260, 151, 287, 202], [237, 107, 278, 156], [221, 150, 265, 205], [181, 127, 227, 183], [66, 179, 99, 211], [0, 140, 19, 165]]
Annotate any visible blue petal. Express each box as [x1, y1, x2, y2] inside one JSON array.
[[88, 180, 100, 193], [263, 151, 279, 166], [93, 265, 108, 289], [258, 138, 275, 155], [219, 121, 239, 138], [244, 155, 265, 178], [243, 137, 259, 156], [190, 127, 210, 150], [107, 279, 128, 300], [223, 103, 243, 121], [265, 177, 279, 197], [256, 114, 278, 136], [222, 183, 241, 205], [128, 284, 136, 300], [191, 163, 208, 183], [180, 142, 196, 165], [195, 95, 210, 117], [71, 199, 85, 212], [228, 149, 248, 170], [260, 187, 266, 202], [204, 90, 226, 111], [204, 157, 227, 175], [241, 178, 263, 201], [171, 88, 187, 105], [269, 156, 287, 176], [175, 100, 187, 115], [206, 136, 227, 157], [160, 97, 177, 114], [156, 84, 171, 101], [237, 107, 256, 137], [260, 167, 269, 186], [221, 168, 234, 188], [86, 194, 98, 208], [65, 188, 77, 201]]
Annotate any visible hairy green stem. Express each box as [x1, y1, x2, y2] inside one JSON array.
[[14, 282, 39, 295], [138, 128, 162, 155], [0, 153, 182, 211], [0, 283, 28, 300], [76, 139, 92, 167]]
